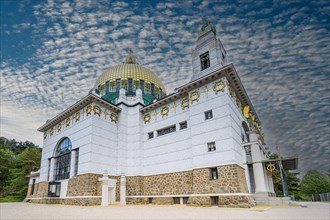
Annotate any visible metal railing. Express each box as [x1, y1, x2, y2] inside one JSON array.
[[311, 193, 330, 202]]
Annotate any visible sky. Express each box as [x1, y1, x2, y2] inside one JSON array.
[[1, 0, 329, 177]]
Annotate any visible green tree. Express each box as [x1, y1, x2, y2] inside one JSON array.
[[0, 149, 14, 196], [6, 147, 41, 199], [300, 170, 330, 198]]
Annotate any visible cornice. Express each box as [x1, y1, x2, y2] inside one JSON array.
[[38, 94, 121, 132]]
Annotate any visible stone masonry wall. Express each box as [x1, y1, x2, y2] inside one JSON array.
[[192, 164, 249, 194], [142, 170, 193, 196], [66, 174, 120, 202], [26, 182, 48, 198]]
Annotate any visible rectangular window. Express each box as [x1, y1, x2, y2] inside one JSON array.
[[116, 79, 121, 93], [151, 83, 155, 95], [200, 51, 210, 70], [207, 142, 216, 152], [159, 88, 163, 99], [180, 121, 187, 130], [204, 110, 213, 120], [183, 197, 189, 204], [74, 148, 79, 176], [148, 198, 153, 204], [30, 179, 36, 195], [210, 196, 219, 206], [54, 153, 71, 181], [157, 125, 176, 137], [173, 197, 180, 204], [140, 80, 145, 93], [128, 78, 133, 94], [48, 182, 61, 197], [148, 132, 154, 139], [98, 85, 101, 94], [210, 167, 218, 180], [105, 81, 110, 93]]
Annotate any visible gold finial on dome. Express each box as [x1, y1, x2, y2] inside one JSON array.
[[125, 49, 137, 64]]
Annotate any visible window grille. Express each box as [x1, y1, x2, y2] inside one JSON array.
[[204, 110, 213, 120], [210, 196, 219, 206], [210, 167, 218, 180], [180, 121, 188, 130], [157, 125, 176, 137], [200, 52, 210, 70], [207, 142, 216, 151]]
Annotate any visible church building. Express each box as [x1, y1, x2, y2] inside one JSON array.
[[25, 21, 275, 207]]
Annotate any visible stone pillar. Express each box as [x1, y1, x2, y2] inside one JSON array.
[[69, 150, 76, 178], [120, 175, 126, 205], [248, 131, 268, 196], [99, 171, 110, 206], [49, 158, 55, 181]]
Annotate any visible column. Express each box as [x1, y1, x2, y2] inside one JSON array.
[[120, 175, 126, 205], [69, 150, 76, 178], [49, 158, 55, 181], [249, 131, 268, 195], [98, 171, 109, 206]]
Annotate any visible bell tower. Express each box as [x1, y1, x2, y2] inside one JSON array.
[[191, 20, 227, 81]]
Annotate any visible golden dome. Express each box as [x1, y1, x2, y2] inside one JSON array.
[[94, 55, 166, 93]]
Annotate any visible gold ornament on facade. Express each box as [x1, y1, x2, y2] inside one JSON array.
[[93, 105, 101, 117], [243, 106, 250, 118], [57, 123, 62, 132], [172, 102, 178, 113], [213, 80, 226, 95], [161, 106, 169, 118], [181, 98, 189, 110], [204, 86, 210, 98], [266, 163, 277, 174], [50, 127, 54, 136], [66, 118, 71, 128], [110, 113, 118, 123], [74, 112, 81, 122], [86, 105, 93, 116], [190, 90, 200, 104], [144, 114, 151, 124]]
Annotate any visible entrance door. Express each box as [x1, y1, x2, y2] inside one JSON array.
[[108, 187, 115, 204]]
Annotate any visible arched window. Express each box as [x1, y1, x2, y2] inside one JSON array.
[[54, 138, 72, 180], [242, 122, 250, 143]]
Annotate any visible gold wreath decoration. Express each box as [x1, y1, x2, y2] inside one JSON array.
[[181, 98, 189, 110], [74, 112, 81, 122], [86, 105, 93, 116], [57, 123, 62, 132], [110, 113, 118, 123], [190, 90, 200, 104], [161, 106, 169, 118], [213, 80, 226, 95], [93, 105, 101, 117], [266, 163, 276, 173], [144, 114, 151, 124], [50, 127, 54, 136], [66, 118, 71, 127]]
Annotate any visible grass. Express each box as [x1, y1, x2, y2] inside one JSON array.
[[0, 196, 23, 203]]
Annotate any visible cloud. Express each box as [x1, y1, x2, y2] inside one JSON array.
[[1, 0, 329, 176]]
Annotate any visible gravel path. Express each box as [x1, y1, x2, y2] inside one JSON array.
[[1, 202, 329, 220]]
